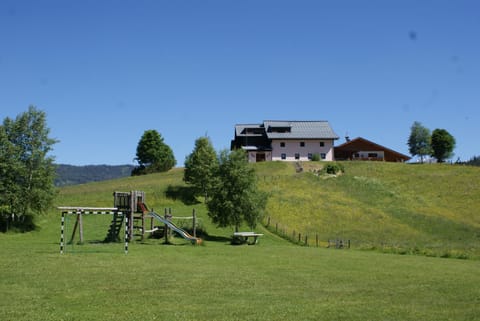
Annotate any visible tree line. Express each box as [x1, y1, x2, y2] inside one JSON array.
[[55, 164, 135, 187], [407, 121, 456, 163]]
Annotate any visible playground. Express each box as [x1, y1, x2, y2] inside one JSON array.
[[59, 190, 203, 253]]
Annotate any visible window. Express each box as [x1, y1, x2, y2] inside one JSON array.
[[320, 153, 326, 160], [269, 126, 291, 133], [319, 142, 325, 147], [295, 153, 300, 160], [281, 153, 286, 160], [280, 142, 285, 148], [245, 128, 263, 135], [300, 142, 305, 147], [308, 153, 313, 160], [368, 153, 378, 158]]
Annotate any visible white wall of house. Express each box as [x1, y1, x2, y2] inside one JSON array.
[[271, 139, 335, 161]]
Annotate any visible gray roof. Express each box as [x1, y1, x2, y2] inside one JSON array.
[[235, 124, 264, 136], [264, 120, 339, 140]]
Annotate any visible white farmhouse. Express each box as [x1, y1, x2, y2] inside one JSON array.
[[231, 120, 339, 162]]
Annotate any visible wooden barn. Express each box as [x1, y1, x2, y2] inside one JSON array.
[[334, 137, 411, 162]]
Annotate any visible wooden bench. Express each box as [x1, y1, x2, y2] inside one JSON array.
[[232, 232, 264, 245]]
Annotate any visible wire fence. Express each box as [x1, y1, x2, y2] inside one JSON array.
[[263, 216, 350, 249]]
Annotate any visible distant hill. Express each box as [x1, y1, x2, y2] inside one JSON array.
[[55, 164, 135, 186]]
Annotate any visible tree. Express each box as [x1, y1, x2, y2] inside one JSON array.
[[408, 121, 431, 163], [431, 128, 456, 163], [0, 106, 57, 232], [0, 123, 17, 230], [132, 129, 176, 175], [206, 149, 267, 231], [184, 136, 218, 201]]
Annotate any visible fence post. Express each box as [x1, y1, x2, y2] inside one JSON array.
[[168, 208, 172, 239], [78, 212, 84, 244], [164, 208, 168, 244], [316, 234, 319, 247], [192, 208, 197, 238]]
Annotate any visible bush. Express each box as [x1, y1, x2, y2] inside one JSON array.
[[311, 154, 320, 161], [323, 163, 345, 175], [0, 213, 36, 233]]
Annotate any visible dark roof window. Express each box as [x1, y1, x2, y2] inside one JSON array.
[[267, 126, 291, 133]]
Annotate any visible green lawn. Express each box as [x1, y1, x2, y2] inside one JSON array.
[[1, 227, 479, 321], [1, 163, 480, 320]]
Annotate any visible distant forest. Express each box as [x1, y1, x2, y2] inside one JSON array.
[[465, 156, 480, 166], [55, 164, 135, 187]]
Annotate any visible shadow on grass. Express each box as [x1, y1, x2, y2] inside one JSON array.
[[165, 185, 200, 205], [202, 233, 231, 243]]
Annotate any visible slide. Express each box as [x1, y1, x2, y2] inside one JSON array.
[[147, 211, 201, 244]]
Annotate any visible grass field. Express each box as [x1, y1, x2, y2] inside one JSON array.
[[257, 161, 480, 258], [1, 228, 479, 320], [1, 162, 479, 320]]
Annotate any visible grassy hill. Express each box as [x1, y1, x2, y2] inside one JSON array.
[[1, 162, 479, 320], [53, 161, 480, 259], [256, 161, 480, 258]]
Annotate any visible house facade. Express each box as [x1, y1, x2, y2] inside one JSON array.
[[231, 120, 339, 162], [334, 137, 411, 162]]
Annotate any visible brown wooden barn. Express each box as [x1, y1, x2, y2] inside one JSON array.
[[334, 137, 411, 162]]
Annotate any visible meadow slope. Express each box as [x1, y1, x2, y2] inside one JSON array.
[[0, 162, 479, 320], [256, 161, 480, 258]]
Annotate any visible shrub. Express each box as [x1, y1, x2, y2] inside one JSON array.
[[323, 163, 345, 175], [311, 153, 320, 161]]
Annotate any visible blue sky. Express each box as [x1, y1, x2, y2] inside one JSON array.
[[1, 0, 479, 165]]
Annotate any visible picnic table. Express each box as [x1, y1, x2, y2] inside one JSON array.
[[232, 232, 264, 245]]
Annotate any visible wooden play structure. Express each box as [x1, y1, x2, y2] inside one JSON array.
[[113, 190, 148, 241], [112, 190, 199, 243], [59, 190, 201, 254]]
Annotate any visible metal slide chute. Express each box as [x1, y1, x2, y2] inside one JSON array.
[[147, 211, 201, 244]]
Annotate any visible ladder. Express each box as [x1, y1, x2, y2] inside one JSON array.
[[104, 212, 124, 242]]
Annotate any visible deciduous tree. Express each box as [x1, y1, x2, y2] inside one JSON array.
[[207, 149, 267, 231], [0, 106, 57, 232], [407, 121, 431, 163], [184, 136, 218, 201], [132, 129, 176, 175], [431, 128, 456, 163]]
